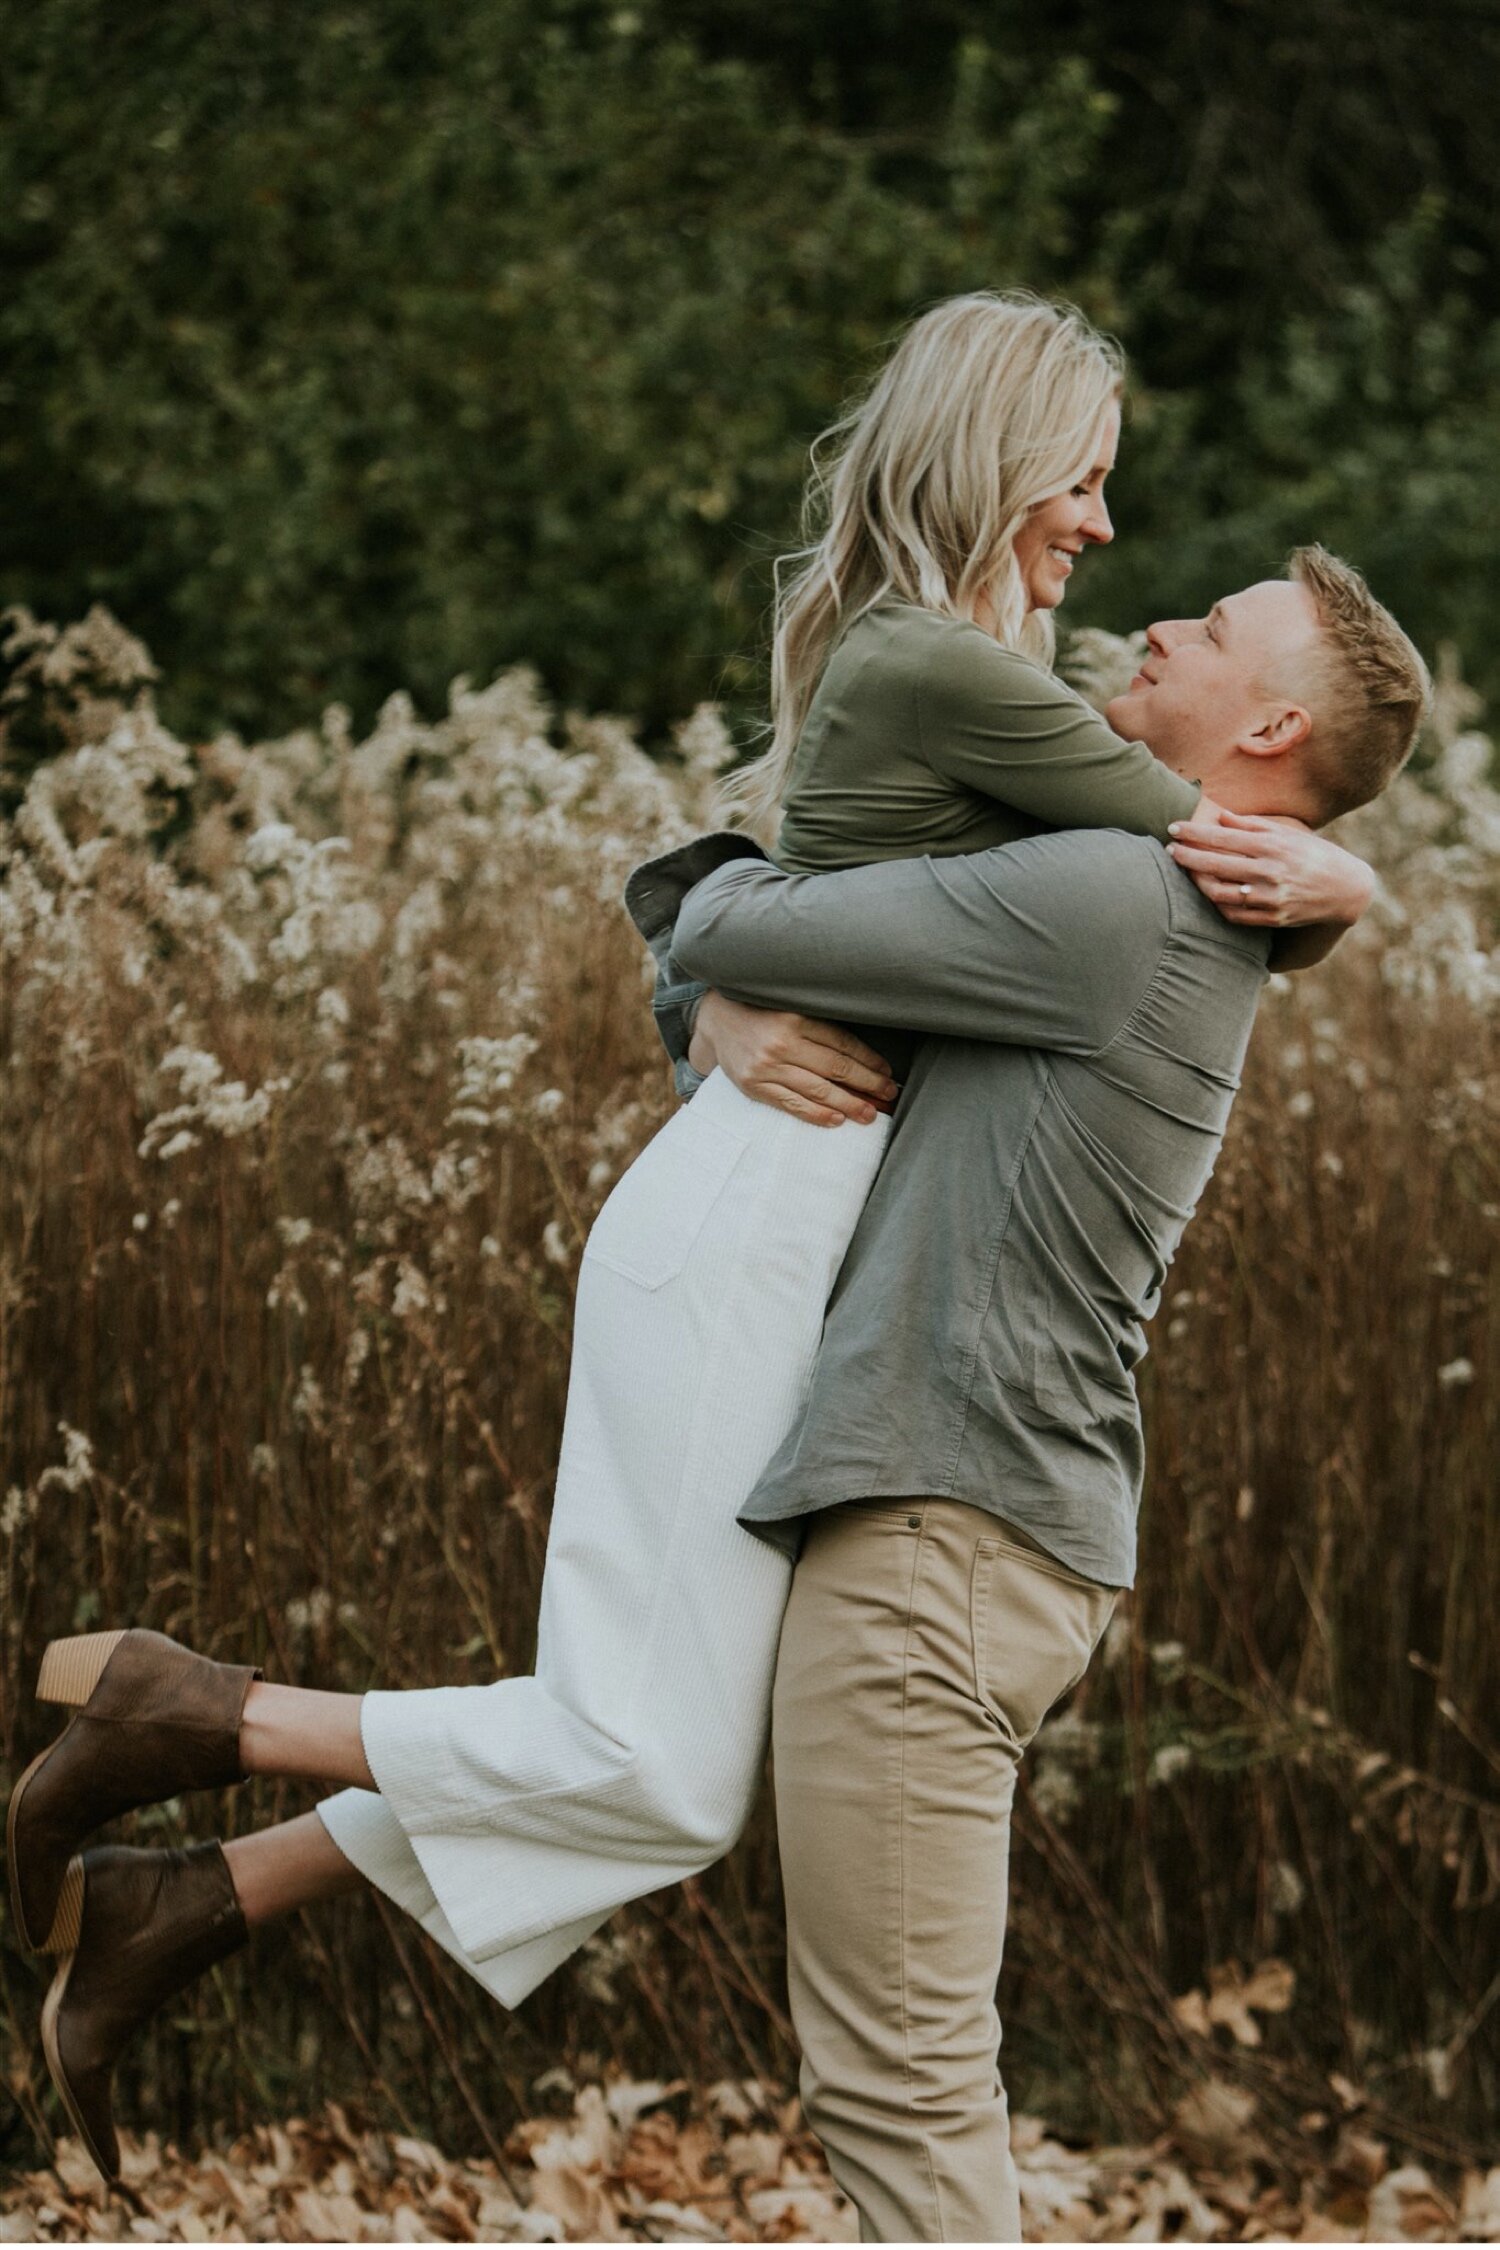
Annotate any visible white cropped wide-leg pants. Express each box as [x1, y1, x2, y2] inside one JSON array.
[[318, 1071, 890, 2007]]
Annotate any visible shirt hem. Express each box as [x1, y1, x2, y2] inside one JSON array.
[[739, 1476, 1134, 1591]]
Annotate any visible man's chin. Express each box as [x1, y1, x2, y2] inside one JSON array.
[[1104, 688, 1148, 742]]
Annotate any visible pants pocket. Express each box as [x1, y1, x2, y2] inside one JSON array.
[[970, 1537, 1115, 1750]]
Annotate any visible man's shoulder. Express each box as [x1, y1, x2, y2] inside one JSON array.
[[983, 824, 1173, 899], [973, 829, 1269, 980]]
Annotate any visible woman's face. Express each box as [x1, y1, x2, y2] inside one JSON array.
[[1012, 397, 1120, 614]]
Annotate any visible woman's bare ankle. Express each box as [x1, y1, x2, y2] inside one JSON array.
[[238, 1681, 375, 1790], [224, 1812, 367, 1925]]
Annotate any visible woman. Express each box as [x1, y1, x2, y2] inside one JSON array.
[[7, 293, 1371, 2181]]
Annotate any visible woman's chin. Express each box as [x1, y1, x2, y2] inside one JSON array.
[[1026, 580, 1068, 614]]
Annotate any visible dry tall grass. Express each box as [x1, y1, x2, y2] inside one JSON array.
[[0, 608, 1495, 2175]]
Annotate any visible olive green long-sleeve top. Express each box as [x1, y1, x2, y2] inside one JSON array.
[[773, 601, 1199, 874]]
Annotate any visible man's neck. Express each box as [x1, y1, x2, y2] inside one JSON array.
[[1180, 756, 1314, 824]]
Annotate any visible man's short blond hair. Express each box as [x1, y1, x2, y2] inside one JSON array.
[[1286, 545, 1430, 821]]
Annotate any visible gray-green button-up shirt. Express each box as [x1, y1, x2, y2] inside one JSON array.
[[625, 829, 1270, 1587]]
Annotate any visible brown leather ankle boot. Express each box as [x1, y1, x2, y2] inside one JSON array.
[[41, 1842, 248, 2185], [7, 1629, 261, 1953]]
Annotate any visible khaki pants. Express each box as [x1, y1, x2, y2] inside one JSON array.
[[773, 1498, 1117, 2244]]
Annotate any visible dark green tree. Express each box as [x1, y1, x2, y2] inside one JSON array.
[[3, 0, 1496, 737]]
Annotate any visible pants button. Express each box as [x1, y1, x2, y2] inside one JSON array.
[[907, 1514, 921, 1529]]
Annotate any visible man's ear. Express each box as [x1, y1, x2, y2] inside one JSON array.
[[1236, 703, 1312, 760]]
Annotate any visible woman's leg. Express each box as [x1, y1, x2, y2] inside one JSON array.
[[237, 1684, 374, 1792], [324, 1074, 891, 1997], [223, 1809, 367, 1923]]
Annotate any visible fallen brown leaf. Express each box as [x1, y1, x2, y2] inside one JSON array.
[[0, 2078, 1487, 2244]]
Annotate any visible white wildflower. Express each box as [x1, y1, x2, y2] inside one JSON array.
[[392, 1262, 431, 1318], [449, 1033, 539, 1129], [245, 822, 303, 874], [37, 1424, 96, 1497], [291, 1366, 325, 1426], [139, 1047, 285, 1159], [161, 1046, 223, 1101], [151, 1128, 200, 1162], [344, 1329, 372, 1388]]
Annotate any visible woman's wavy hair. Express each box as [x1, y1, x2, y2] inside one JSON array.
[[723, 290, 1125, 832]]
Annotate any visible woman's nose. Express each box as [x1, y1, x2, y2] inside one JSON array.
[[1084, 495, 1114, 546]]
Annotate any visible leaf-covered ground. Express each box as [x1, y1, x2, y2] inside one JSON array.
[[2, 2082, 1496, 2244]]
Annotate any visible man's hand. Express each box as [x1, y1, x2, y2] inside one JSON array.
[[688, 992, 899, 1127], [1166, 809, 1375, 928]]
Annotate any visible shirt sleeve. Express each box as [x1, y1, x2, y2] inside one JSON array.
[[672, 832, 1172, 1057], [623, 832, 772, 1094], [919, 629, 1201, 840]]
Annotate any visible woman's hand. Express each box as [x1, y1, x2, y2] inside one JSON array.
[[1166, 809, 1375, 929], [688, 992, 899, 1127]]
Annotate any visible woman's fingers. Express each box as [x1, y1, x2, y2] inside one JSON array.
[[714, 1008, 898, 1122], [1168, 826, 1285, 865], [1201, 879, 1291, 923], [766, 1020, 897, 1100], [1208, 808, 1283, 833], [768, 1090, 848, 1128], [1168, 843, 1286, 884]]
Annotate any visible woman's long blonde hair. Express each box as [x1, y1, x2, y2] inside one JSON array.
[[724, 290, 1124, 831]]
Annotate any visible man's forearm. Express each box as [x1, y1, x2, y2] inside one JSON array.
[[675, 860, 988, 1036], [673, 839, 1153, 1055]]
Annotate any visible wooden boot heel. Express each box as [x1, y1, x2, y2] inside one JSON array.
[[40, 1855, 85, 1955], [37, 1633, 129, 1709]]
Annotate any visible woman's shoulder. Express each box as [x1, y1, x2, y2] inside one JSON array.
[[868, 602, 1086, 716]]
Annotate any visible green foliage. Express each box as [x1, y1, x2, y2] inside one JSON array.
[[2, 0, 1497, 738]]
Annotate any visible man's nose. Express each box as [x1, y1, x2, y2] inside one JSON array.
[[1146, 619, 1175, 656]]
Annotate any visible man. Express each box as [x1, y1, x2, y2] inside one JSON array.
[[634, 551, 1427, 2241]]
